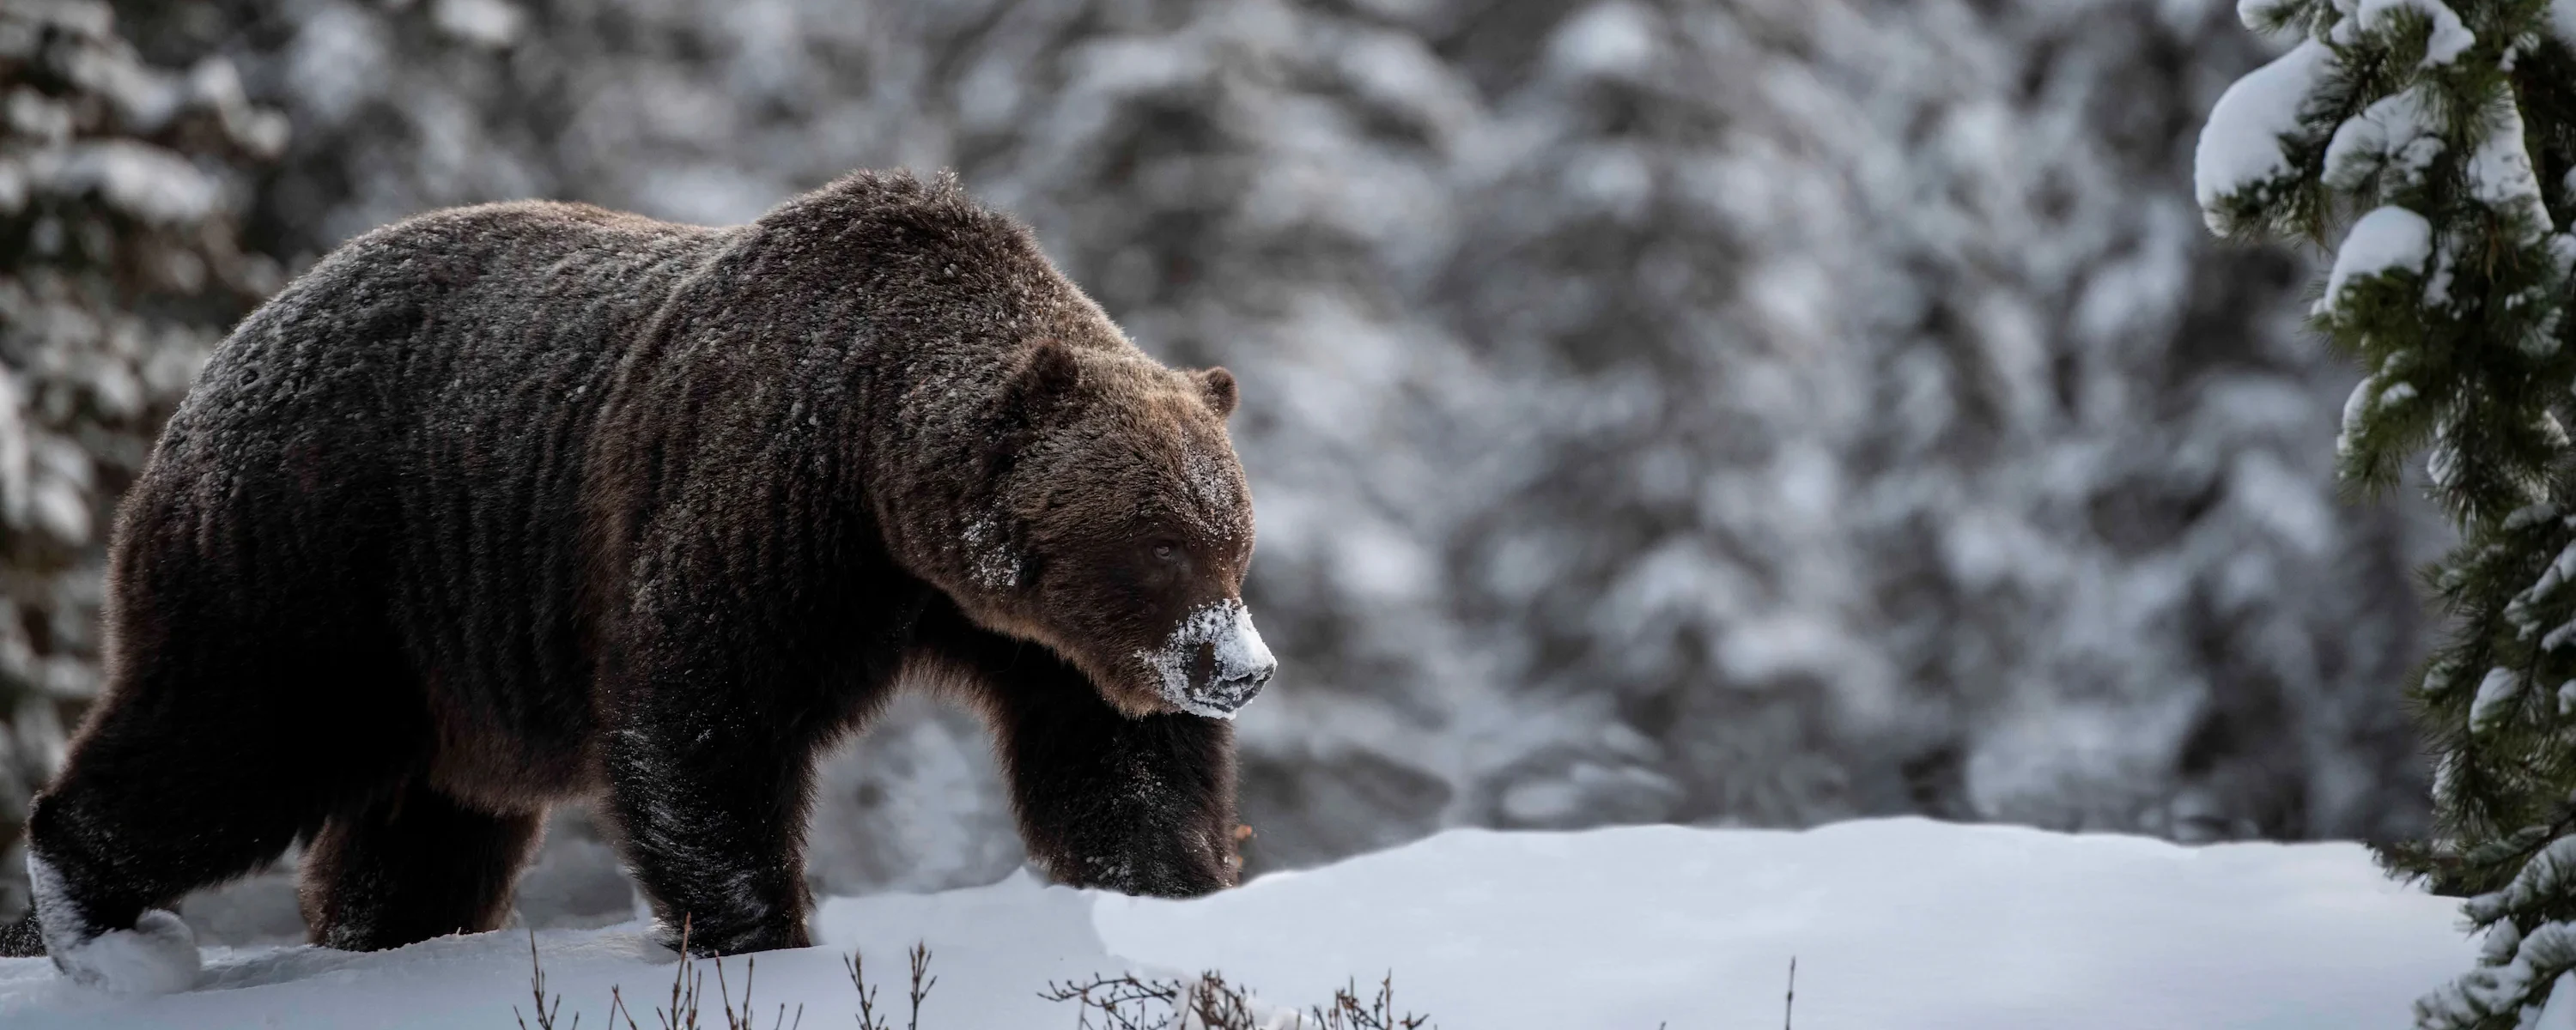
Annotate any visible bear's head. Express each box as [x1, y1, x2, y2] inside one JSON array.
[[957, 338, 1275, 719]]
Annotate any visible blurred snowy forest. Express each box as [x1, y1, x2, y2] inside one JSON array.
[[0, 0, 2448, 936]]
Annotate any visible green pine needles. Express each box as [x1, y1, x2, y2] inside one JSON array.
[[2199, 1, 2576, 1024]]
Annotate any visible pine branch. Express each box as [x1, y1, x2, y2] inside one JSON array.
[[2202, 1, 2576, 1024]]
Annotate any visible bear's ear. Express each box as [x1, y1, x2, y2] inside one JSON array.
[[1199, 367, 1239, 419], [1003, 339, 1083, 423]]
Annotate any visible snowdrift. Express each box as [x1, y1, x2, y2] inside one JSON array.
[[0, 818, 2475, 1029]]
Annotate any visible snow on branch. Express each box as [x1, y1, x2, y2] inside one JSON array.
[[2195, 39, 2334, 230], [2198, 0, 2576, 1025], [2321, 204, 2433, 313], [2339, 0, 2477, 67]]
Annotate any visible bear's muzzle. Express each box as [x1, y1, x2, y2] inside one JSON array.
[[1143, 599, 1277, 719]]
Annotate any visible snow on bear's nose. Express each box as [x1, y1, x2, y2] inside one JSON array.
[[1145, 599, 1278, 719], [1219, 604, 1275, 685]]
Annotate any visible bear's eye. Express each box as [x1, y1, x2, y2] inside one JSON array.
[[1151, 542, 1178, 562]]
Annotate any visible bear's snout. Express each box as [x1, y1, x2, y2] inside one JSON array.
[[1145, 599, 1278, 718], [1194, 603, 1275, 712], [1211, 661, 1273, 707]]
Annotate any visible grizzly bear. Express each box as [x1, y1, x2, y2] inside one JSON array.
[[0, 171, 1274, 991]]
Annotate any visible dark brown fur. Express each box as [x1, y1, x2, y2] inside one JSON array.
[[3, 172, 1262, 962]]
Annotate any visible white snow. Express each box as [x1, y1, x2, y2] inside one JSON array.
[[1544, 2, 1658, 80], [2195, 39, 2333, 221], [2473, 666, 2525, 732], [28, 850, 202, 995], [2341, 376, 2379, 457], [0, 819, 2479, 1029], [2324, 88, 2442, 192], [430, 0, 526, 50], [2322, 206, 2433, 313], [2470, 105, 2554, 240], [2521, 541, 2576, 627], [0, 367, 27, 529], [1137, 600, 1276, 718], [21, 142, 222, 227], [47, 912, 201, 997], [957, 516, 1018, 590], [2466, 836, 2576, 924], [2424, 240, 2456, 306], [2343, 0, 2476, 66]]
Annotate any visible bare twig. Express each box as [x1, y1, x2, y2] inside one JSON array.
[[1783, 956, 1797, 1030], [1303, 973, 1426, 1030], [714, 954, 762, 1030], [511, 929, 1437, 1030], [1188, 972, 1261, 1028], [523, 913, 806, 1030], [1042, 968, 1432, 1030], [655, 916, 704, 1030], [610, 985, 644, 1030], [515, 929, 579, 1030], [1039, 972, 1183, 1030], [905, 943, 935, 1030], [844, 951, 888, 1030]]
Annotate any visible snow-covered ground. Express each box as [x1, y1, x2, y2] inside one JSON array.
[[0, 818, 2475, 1029]]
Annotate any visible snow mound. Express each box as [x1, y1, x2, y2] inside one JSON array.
[[52, 909, 200, 996], [0, 819, 2474, 1029]]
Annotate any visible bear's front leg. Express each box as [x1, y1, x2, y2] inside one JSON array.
[[600, 698, 822, 956], [920, 609, 1239, 896], [1004, 699, 1240, 897]]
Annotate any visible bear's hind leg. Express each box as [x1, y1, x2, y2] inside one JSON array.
[[21, 664, 364, 991], [298, 784, 542, 951], [25, 484, 420, 988]]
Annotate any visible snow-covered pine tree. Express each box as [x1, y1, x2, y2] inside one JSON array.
[[2199, 0, 2576, 1024]]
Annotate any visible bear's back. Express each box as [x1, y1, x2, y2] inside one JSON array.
[[125, 202, 738, 776], [171, 202, 725, 449]]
